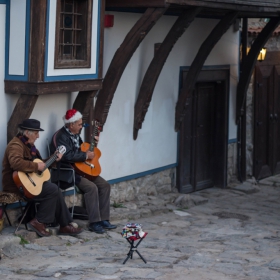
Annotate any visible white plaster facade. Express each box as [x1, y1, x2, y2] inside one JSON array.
[[0, 2, 240, 189]]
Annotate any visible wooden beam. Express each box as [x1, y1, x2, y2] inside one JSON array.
[[236, 16, 280, 122], [166, 0, 280, 12], [73, 90, 98, 143], [29, 0, 47, 82], [175, 11, 238, 132], [94, 7, 169, 124], [5, 80, 103, 95], [7, 95, 38, 143], [73, 90, 98, 117], [106, 0, 167, 8], [133, 7, 201, 140]]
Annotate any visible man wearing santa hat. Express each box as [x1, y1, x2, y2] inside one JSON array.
[[50, 109, 117, 234]]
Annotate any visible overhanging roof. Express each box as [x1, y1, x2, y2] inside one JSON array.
[[106, 0, 280, 18]]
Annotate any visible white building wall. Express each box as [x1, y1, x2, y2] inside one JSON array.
[[98, 12, 239, 180], [0, 11, 239, 188], [0, 3, 21, 188], [8, 0, 26, 76]]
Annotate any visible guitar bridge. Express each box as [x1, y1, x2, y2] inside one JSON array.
[[84, 161, 95, 169]]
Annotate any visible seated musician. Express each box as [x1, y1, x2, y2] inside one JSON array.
[[50, 109, 117, 234], [2, 119, 82, 237]]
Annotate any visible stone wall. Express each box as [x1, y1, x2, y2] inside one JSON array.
[[227, 142, 237, 184], [5, 168, 177, 226]]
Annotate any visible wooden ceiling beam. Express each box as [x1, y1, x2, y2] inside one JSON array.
[[106, 0, 168, 8], [94, 6, 169, 126], [133, 7, 201, 140], [175, 11, 238, 132], [167, 0, 280, 11]]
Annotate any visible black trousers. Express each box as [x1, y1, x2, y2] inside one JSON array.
[[76, 176, 111, 224], [32, 181, 72, 227]]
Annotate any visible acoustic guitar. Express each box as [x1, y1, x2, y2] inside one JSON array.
[[13, 145, 66, 199], [74, 120, 102, 178]]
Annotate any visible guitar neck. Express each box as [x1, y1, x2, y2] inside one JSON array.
[[89, 122, 100, 151], [43, 154, 58, 171]]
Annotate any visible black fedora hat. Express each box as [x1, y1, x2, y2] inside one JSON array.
[[18, 119, 44, 131]]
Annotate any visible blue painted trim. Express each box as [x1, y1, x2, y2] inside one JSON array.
[[44, 0, 101, 82], [4, 0, 10, 80], [228, 138, 237, 144], [5, 0, 30, 81], [8, 164, 178, 207], [44, 74, 99, 82], [56, 164, 178, 197], [0, 0, 7, 4], [108, 164, 177, 184], [180, 64, 231, 72], [5, 200, 27, 209]]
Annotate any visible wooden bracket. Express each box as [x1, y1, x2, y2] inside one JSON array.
[[133, 7, 201, 140], [236, 16, 280, 123], [7, 95, 38, 143], [175, 11, 238, 132], [94, 7, 169, 126]]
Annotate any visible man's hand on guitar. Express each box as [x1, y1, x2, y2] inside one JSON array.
[[86, 150, 95, 160], [55, 152, 63, 162], [37, 162, 46, 171]]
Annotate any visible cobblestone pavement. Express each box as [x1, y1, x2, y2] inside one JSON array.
[[1, 176, 280, 280]]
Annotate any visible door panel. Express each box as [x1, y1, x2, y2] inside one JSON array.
[[254, 65, 273, 179], [179, 95, 195, 193], [195, 83, 215, 190], [177, 68, 229, 193], [272, 65, 280, 174], [254, 63, 280, 180]]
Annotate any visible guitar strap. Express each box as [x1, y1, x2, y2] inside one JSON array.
[[52, 130, 59, 149]]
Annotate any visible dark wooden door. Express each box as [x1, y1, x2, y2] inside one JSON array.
[[177, 69, 229, 193], [254, 62, 280, 179]]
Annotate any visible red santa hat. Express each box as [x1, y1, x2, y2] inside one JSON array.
[[63, 109, 83, 124]]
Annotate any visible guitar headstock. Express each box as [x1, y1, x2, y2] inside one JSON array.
[[57, 145, 66, 155], [94, 120, 103, 133]]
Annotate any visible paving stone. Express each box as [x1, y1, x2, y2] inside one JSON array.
[[0, 235, 20, 249], [231, 182, 259, 194], [1, 176, 280, 279]]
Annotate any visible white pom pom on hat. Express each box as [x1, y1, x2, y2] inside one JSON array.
[[63, 109, 83, 124]]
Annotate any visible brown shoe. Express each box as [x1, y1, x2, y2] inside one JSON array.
[[59, 224, 83, 236], [28, 218, 51, 237]]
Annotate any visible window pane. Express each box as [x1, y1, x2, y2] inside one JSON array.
[[64, 15, 73, 28], [64, 45, 71, 55], [64, 30, 72, 45], [65, 3, 72, 13]]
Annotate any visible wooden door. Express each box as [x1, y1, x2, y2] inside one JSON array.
[[177, 69, 229, 193], [254, 61, 280, 179]]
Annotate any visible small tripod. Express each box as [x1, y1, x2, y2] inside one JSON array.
[[123, 237, 147, 264]]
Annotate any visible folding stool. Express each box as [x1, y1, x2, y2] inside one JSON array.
[[121, 223, 148, 264], [0, 191, 28, 233]]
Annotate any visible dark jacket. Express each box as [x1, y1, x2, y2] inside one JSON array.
[[2, 137, 41, 194], [50, 127, 86, 188]]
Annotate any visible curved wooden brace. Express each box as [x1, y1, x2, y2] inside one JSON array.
[[7, 95, 38, 143], [175, 11, 238, 132], [94, 7, 169, 125], [133, 7, 201, 140], [73, 90, 98, 118], [236, 17, 280, 122]]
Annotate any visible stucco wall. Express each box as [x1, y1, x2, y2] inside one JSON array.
[[0, 10, 240, 189]]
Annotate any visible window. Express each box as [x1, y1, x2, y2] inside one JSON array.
[[55, 0, 92, 68]]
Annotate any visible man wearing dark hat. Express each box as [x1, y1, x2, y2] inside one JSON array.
[[50, 109, 117, 234], [2, 119, 83, 237]]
